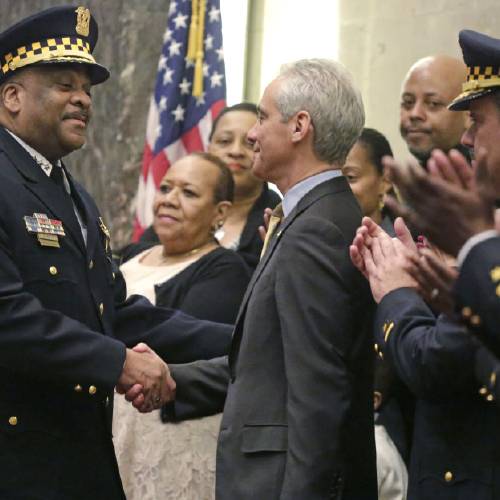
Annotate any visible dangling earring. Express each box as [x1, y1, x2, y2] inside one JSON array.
[[213, 220, 224, 242]]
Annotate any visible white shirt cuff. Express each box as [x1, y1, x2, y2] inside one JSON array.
[[457, 230, 499, 267]]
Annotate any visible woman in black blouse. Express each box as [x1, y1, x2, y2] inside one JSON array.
[[138, 103, 281, 269], [114, 152, 250, 500]]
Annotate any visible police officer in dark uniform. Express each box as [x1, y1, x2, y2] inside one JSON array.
[[0, 6, 232, 499], [352, 29, 500, 500], [380, 29, 500, 357], [446, 30, 500, 357]]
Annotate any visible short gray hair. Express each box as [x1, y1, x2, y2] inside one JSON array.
[[275, 58, 365, 165]]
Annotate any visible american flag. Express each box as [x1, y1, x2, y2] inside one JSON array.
[[132, 0, 226, 240]]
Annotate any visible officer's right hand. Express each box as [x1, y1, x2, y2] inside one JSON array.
[[116, 343, 176, 413]]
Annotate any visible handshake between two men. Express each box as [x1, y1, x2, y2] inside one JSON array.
[[116, 343, 177, 413]]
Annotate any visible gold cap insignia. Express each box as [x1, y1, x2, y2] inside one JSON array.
[[75, 6, 91, 37]]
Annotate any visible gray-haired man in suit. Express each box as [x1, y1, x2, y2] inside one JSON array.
[[168, 59, 377, 500]]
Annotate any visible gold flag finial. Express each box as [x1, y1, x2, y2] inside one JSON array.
[[192, 0, 206, 97], [187, 0, 199, 61]]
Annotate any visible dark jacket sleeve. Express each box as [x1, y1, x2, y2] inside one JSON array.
[[113, 248, 239, 363], [455, 236, 500, 356], [154, 250, 249, 420], [112, 292, 234, 364], [163, 356, 230, 421], [375, 287, 482, 400], [0, 215, 126, 390]]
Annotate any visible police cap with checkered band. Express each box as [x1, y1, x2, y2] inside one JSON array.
[[449, 29, 500, 111], [0, 5, 109, 85]]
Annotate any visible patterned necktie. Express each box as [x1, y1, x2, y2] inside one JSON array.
[[260, 202, 284, 258]]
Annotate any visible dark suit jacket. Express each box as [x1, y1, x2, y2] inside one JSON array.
[[375, 287, 500, 500], [455, 236, 500, 356], [171, 176, 377, 499], [0, 127, 232, 500], [218, 176, 377, 500]]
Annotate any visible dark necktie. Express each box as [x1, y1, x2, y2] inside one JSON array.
[[50, 165, 85, 247], [50, 164, 68, 193]]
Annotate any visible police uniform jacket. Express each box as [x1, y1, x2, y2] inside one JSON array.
[[455, 236, 500, 356], [375, 287, 500, 500], [0, 126, 232, 499]]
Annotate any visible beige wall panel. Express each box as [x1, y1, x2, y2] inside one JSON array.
[[339, 0, 500, 160]]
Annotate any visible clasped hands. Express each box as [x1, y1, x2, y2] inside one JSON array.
[[116, 343, 176, 413]]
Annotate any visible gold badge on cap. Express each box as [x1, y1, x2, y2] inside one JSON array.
[[24, 213, 66, 248], [75, 6, 91, 37]]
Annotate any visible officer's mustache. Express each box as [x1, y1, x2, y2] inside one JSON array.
[[63, 111, 89, 124]]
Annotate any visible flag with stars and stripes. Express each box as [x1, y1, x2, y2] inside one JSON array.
[[132, 0, 226, 240]]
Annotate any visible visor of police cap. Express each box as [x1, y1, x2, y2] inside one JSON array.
[[0, 5, 109, 86], [449, 29, 500, 111]]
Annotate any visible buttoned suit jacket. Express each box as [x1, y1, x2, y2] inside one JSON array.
[[455, 236, 500, 356], [210, 176, 377, 500], [375, 287, 500, 500], [0, 127, 232, 500]]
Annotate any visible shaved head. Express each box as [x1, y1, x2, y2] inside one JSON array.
[[403, 55, 466, 100], [400, 55, 468, 164]]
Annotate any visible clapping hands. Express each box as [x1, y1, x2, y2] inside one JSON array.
[[405, 247, 458, 316], [383, 148, 496, 257], [350, 217, 417, 303], [351, 216, 459, 315]]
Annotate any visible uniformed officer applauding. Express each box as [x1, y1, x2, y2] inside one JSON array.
[[352, 28, 500, 500], [383, 29, 500, 357], [0, 6, 231, 499]]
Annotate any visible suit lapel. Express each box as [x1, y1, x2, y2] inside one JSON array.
[[229, 176, 352, 370], [228, 226, 285, 368], [0, 127, 86, 254]]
